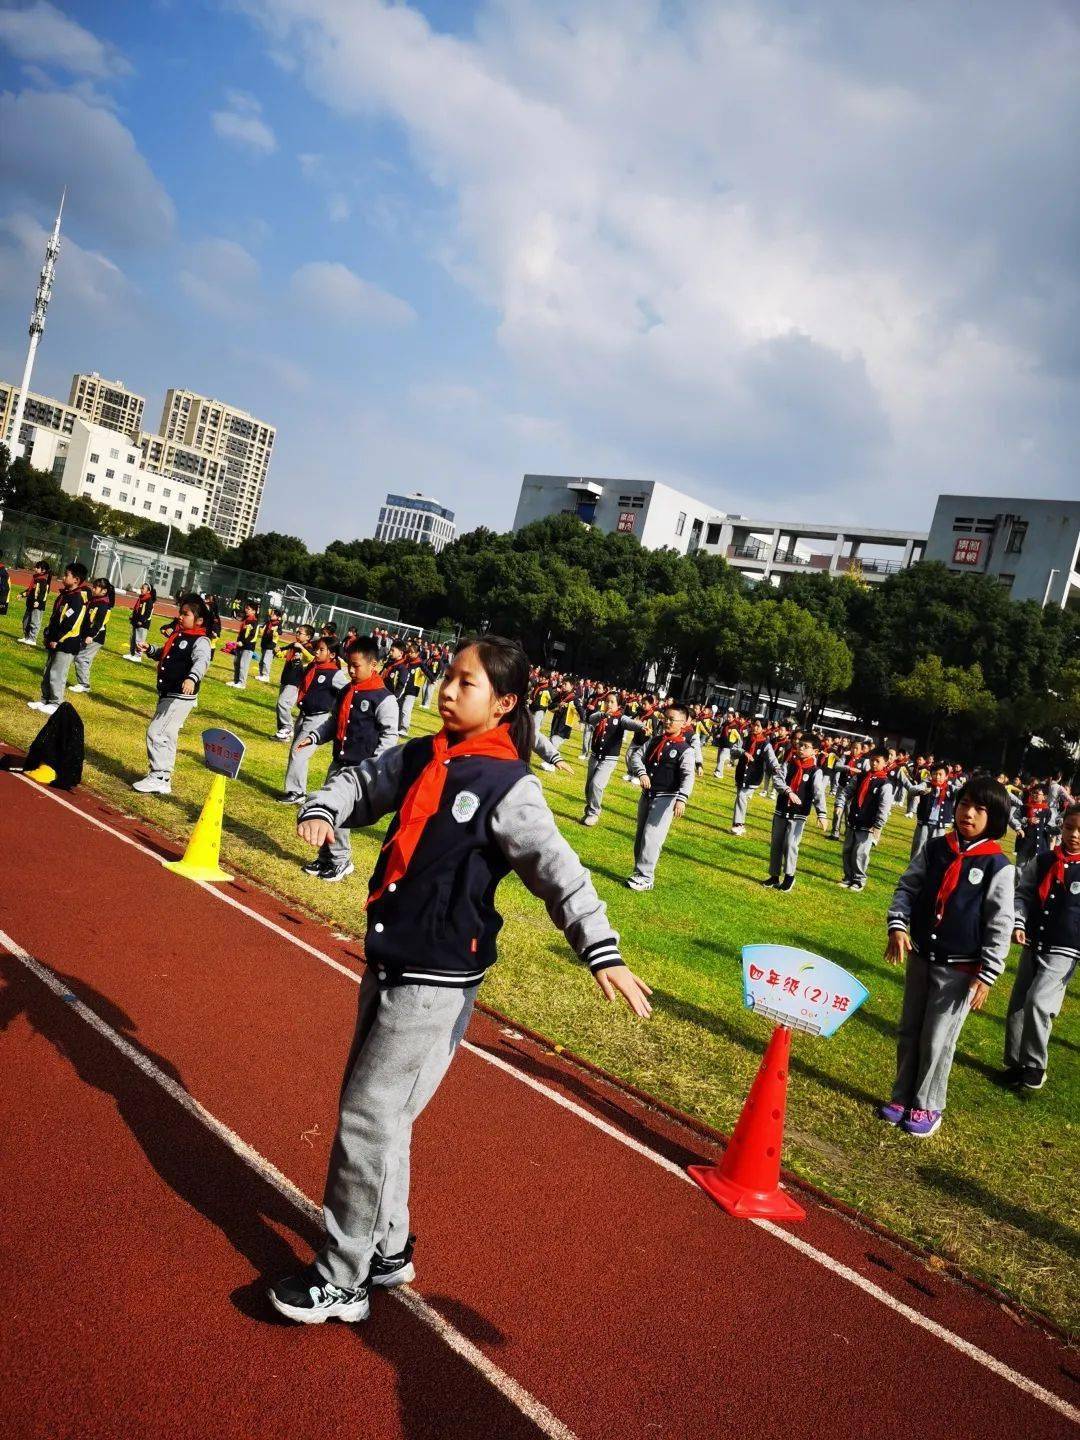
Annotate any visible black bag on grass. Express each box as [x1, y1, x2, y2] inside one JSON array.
[[0, 700, 84, 789]]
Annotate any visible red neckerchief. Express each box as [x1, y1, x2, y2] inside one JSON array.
[[595, 710, 621, 746], [1025, 800, 1048, 825], [367, 726, 520, 907], [1038, 849, 1080, 907], [262, 619, 279, 641], [935, 832, 1004, 925], [746, 733, 763, 758], [646, 733, 675, 768], [786, 756, 811, 803], [335, 673, 387, 745], [856, 771, 877, 810], [157, 625, 206, 674], [298, 659, 339, 704], [931, 780, 949, 804]]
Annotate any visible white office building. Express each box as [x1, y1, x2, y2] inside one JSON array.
[[698, 513, 927, 583], [27, 419, 209, 534], [513, 474, 712, 554], [924, 496, 1080, 607], [375, 492, 456, 552]]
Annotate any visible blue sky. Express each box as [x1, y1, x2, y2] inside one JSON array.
[[1, 1, 1077, 548]]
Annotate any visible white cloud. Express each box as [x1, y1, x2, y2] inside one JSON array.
[[0, 87, 175, 249], [327, 193, 350, 223], [0, 210, 130, 315], [179, 239, 261, 320], [211, 90, 277, 155], [0, 2, 130, 80], [245, 0, 1080, 521], [289, 261, 416, 327]]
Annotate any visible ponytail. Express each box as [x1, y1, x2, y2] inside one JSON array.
[[456, 634, 533, 763]]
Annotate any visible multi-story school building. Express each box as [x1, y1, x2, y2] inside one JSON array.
[[924, 496, 1080, 608], [514, 475, 714, 556], [375, 492, 457, 552]]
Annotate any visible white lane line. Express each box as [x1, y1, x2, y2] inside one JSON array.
[[7, 774, 1079, 1425], [0, 930, 579, 1440]]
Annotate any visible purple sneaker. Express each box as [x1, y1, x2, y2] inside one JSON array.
[[878, 1102, 906, 1126], [902, 1108, 942, 1137]]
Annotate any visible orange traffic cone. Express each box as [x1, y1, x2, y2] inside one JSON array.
[[688, 1024, 805, 1221]]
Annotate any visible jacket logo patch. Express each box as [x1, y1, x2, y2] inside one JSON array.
[[968, 868, 984, 885], [1071, 880, 1080, 896], [317, 675, 326, 684], [452, 790, 480, 824], [359, 700, 370, 712], [668, 748, 678, 759], [179, 640, 189, 650]]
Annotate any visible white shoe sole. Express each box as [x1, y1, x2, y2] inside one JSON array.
[[267, 1290, 369, 1324], [370, 1261, 415, 1289]]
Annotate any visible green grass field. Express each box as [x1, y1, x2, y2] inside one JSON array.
[[1, 609, 1077, 1333]]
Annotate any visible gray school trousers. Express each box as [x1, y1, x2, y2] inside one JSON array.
[[318, 760, 354, 870], [891, 953, 976, 1112], [276, 682, 298, 732], [732, 785, 756, 828], [631, 791, 680, 883], [584, 754, 618, 820], [1004, 946, 1077, 1072], [910, 822, 949, 860], [130, 625, 148, 656], [233, 647, 254, 686], [74, 640, 102, 688], [399, 694, 417, 736], [283, 713, 326, 799], [259, 647, 274, 680], [769, 811, 808, 879], [24, 609, 44, 642], [830, 789, 849, 837], [317, 968, 478, 1289], [41, 649, 76, 705], [713, 746, 731, 778], [843, 826, 875, 884], [146, 695, 197, 778]]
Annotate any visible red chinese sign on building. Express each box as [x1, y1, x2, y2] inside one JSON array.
[[617, 512, 636, 533], [953, 537, 983, 565]]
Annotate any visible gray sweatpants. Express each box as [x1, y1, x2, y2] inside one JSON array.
[[584, 754, 618, 820], [74, 641, 102, 688], [769, 811, 808, 879], [233, 647, 254, 687], [891, 953, 975, 1112], [843, 826, 875, 884], [318, 968, 478, 1288], [317, 760, 353, 870], [910, 822, 949, 860], [399, 694, 417, 736], [41, 649, 76, 705], [130, 625, 148, 656], [24, 609, 44, 642], [830, 789, 849, 838], [1004, 946, 1077, 1073], [146, 695, 196, 778], [732, 785, 756, 828], [283, 713, 326, 799], [276, 682, 298, 732], [631, 791, 680, 884], [259, 648, 274, 680], [713, 747, 731, 779]]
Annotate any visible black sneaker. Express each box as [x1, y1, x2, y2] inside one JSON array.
[[1001, 1064, 1023, 1087], [762, 876, 780, 888], [370, 1234, 416, 1289], [301, 856, 328, 876], [267, 1264, 370, 1324], [1020, 1066, 1046, 1091], [779, 875, 796, 893], [319, 861, 355, 884]]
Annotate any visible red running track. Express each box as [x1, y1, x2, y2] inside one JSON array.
[[0, 764, 1076, 1439]]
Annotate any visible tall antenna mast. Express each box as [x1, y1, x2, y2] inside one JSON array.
[[5, 189, 65, 460]]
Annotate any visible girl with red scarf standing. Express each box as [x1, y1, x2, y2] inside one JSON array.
[[279, 636, 347, 803], [905, 762, 961, 859], [764, 733, 829, 892], [269, 635, 652, 1324], [1005, 802, 1080, 1091], [133, 594, 212, 795], [880, 775, 1015, 1136], [1012, 784, 1058, 869]]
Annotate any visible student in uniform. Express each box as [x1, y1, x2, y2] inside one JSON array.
[[713, 711, 741, 781], [541, 682, 578, 771], [830, 741, 868, 840], [529, 674, 554, 743], [275, 625, 316, 740], [257, 608, 283, 682], [204, 595, 223, 652], [624, 702, 696, 891], [839, 749, 893, 891], [729, 720, 779, 836], [279, 637, 348, 804], [18, 563, 50, 645], [764, 733, 829, 892], [1012, 785, 1057, 869], [68, 577, 114, 694], [124, 582, 156, 661], [228, 603, 259, 689], [398, 644, 434, 737], [292, 636, 400, 882], [1005, 801, 1080, 1091], [880, 776, 1014, 1136], [132, 594, 213, 795], [904, 763, 959, 859], [581, 692, 645, 826], [27, 562, 90, 715], [268, 634, 651, 1323]]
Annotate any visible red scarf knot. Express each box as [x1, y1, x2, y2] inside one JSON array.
[[935, 832, 1004, 926]]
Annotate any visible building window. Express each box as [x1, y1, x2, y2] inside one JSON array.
[[159, 506, 167, 515], [127, 453, 136, 464], [706, 523, 722, 545], [143, 501, 152, 511], [178, 492, 186, 503], [163, 487, 172, 498], [90, 452, 99, 463], [675, 512, 687, 537], [86, 473, 95, 484], [101, 487, 111, 497], [110, 447, 119, 458], [105, 468, 115, 479], [147, 483, 155, 494], [1006, 521, 1027, 554], [119, 493, 128, 503]]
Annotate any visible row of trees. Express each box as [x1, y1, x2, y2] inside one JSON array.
[[2, 447, 1076, 770]]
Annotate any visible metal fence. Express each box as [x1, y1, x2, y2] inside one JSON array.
[[0, 508, 458, 644]]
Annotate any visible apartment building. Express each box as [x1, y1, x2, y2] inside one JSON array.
[[139, 431, 226, 505], [374, 492, 457, 552], [160, 388, 275, 547], [0, 380, 79, 452], [68, 372, 145, 437]]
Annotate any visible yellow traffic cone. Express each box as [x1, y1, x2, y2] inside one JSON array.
[[164, 772, 232, 883], [24, 764, 57, 785]]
